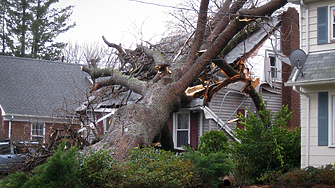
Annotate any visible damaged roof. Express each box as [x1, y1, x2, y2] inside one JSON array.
[[285, 51, 335, 86]]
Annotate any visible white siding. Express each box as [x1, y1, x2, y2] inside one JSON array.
[[300, 0, 335, 53], [300, 84, 335, 167]]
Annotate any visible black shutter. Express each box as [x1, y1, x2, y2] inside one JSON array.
[[190, 111, 198, 150], [318, 92, 328, 146], [317, 6, 328, 44]]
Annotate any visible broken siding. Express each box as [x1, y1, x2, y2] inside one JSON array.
[[208, 88, 253, 132]]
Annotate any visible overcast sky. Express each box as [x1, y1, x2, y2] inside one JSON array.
[[54, 0, 182, 47]]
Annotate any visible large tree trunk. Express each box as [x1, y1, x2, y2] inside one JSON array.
[[82, 0, 288, 159]]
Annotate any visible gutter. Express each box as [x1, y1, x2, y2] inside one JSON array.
[[301, 0, 309, 54], [285, 78, 335, 87], [8, 116, 13, 139], [292, 68, 310, 168]]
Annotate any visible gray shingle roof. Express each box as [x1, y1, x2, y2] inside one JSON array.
[[0, 56, 92, 117], [286, 51, 335, 86]]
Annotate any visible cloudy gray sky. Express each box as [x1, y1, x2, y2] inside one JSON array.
[[55, 0, 181, 47]]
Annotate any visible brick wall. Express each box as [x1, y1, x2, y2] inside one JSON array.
[[1, 120, 80, 142], [281, 7, 300, 128]]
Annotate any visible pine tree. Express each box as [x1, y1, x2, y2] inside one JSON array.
[[30, 0, 75, 60], [2, 0, 75, 60]]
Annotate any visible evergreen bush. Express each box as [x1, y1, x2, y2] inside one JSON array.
[[0, 141, 81, 188], [77, 145, 123, 188], [198, 130, 229, 155], [182, 130, 233, 187]]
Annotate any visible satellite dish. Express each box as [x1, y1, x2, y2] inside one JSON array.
[[290, 49, 307, 67], [290, 49, 307, 76]]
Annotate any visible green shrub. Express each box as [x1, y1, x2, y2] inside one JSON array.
[[230, 154, 254, 187], [0, 171, 29, 188], [21, 141, 81, 188], [181, 131, 233, 187], [77, 145, 123, 188], [230, 101, 301, 184], [123, 146, 200, 188], [198, 130, 229, 155], [182, 148, 233, 187]]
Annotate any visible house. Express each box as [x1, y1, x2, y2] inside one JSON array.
[[83, 8, 300, 150], [286, 0, 335, 168], [0, 56, 91, 143], [167, 7, 301, 150]]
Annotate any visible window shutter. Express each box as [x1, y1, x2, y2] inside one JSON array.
[[318, 92, 328, 146], [168, 114, 173, 137], [96, 114, 104, 135], [190, 111, 198, 150], [237, 109, 245, 129], [317, 6, 328, 44]]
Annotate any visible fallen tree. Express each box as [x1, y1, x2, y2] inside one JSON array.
[[82, 0, 288, 159]]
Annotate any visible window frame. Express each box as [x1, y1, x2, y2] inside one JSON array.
[[31, 122, 45, 143], [266, 51, 280, 82], [269, 55, 277, 80], [173, 111, 190, 149], [331, 6, 335, 41], [103, 116, 112, 135]]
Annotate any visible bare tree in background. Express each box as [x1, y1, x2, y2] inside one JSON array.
[[61, 41, 117, 68]]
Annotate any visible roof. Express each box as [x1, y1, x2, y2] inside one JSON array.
[[285, 51, 335, 86], [0, 56, 91, 117], [224, 18, 281, 64], [75, 89, 142, 113]]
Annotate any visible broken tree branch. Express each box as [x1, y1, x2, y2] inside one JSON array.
[[81, 66, 149, 96]]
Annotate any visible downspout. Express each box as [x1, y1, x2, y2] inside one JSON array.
[[301, 0, 309, 54], [8, 116, 13, 139], [296, 0, 309, 168], [292, 69, 310, 168]]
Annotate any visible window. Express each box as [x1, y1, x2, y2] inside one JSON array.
[[173, 112, 190, 149], [317, 6, 335, 43], [270, 55, 277, 79], [104, 116, 112, 134], [0, 143, 11, 154], [31, 122, 45, 143]]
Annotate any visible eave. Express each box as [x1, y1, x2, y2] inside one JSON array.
[[285, 78, 335, 87], [288, 0, 320, 5]]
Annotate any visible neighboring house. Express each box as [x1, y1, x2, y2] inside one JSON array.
[[286, 0, 335, 168], [0, 56, 91, 143]]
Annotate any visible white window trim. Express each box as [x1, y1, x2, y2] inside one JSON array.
[[31, 122, 45, 143], [173, 111, 190, 149], [265, 50, 281, 83], [332, 96, 335, 145], [331, 6, 335, 41], [103, 117, 112, 135]]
